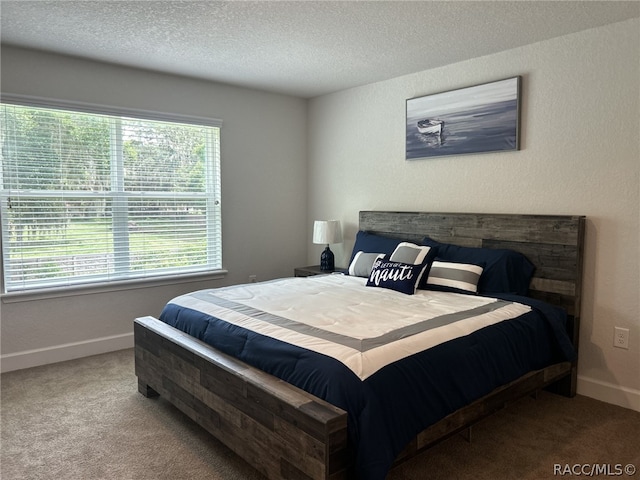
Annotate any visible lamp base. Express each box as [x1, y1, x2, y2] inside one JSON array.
[[320, 246, 335, 271]]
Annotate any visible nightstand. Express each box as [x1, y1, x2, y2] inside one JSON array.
[[294, 265, 347, 277]]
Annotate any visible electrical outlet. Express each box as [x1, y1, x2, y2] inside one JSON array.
[[614, 327, 629, 349], [249, 275, 257, 283]]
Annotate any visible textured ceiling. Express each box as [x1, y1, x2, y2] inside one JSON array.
[[1, 1, 639, 98]]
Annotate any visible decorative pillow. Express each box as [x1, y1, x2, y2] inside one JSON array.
[[421, 237, 535, 295], [389, 242, 433, 265], [425, 260, 484, 294], [366, 256, 429, 295], [348, 251, 384, 277], [349, 231, 404, 266]]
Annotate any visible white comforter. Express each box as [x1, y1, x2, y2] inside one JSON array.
[[167, 274, 531, 380]]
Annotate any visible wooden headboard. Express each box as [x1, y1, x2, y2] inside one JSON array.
[[359, 211, 586, 343]]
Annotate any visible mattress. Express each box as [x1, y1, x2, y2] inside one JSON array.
[[159, 274, 575, 479]]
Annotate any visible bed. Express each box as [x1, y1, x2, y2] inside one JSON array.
[[134, 211, 585, 480]]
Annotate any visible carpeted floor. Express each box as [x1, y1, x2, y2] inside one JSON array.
[[1, 349, 638, 480]]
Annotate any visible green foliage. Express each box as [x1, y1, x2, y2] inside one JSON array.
[[7, 218, 208, 281]]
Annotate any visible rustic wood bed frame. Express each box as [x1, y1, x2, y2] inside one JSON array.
[[135, 211, 585, 480]]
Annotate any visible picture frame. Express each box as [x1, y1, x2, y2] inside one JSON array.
[[406, 76, 521, 160]]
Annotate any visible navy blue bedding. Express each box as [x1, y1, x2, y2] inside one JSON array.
[[159, 292, 575, 480]]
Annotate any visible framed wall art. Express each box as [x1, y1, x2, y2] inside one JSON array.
[[406, 76, 521, 160]]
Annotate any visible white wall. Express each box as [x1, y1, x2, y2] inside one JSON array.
[[307, 19, 640, 411], [0, 46, 308, 370]]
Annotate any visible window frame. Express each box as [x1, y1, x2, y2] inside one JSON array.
[[0, 94, 225, 298]]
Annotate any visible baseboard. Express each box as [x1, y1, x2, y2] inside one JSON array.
[[577, 375, 640, 412], [0, 333, 134, 373]]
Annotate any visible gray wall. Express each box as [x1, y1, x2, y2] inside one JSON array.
[[1, 46, 308, 368]]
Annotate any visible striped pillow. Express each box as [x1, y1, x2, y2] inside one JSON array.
[[426, 260, 483, 293]]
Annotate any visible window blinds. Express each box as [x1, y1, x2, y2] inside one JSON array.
[[1, 102, 222, 292]]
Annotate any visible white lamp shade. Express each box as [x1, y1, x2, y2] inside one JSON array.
[[313, 220, 343, 244]]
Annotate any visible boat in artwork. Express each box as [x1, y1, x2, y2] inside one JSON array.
[[417, 119, 444, 135]]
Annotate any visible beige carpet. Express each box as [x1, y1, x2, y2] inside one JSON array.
[[2, 349, 639, 480]]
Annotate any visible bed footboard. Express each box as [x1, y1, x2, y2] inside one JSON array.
[[134, 316, 351, 480]]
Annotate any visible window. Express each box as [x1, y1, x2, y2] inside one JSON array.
[[1, 99, 222, 293]]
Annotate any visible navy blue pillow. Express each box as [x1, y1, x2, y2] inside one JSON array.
[[421, 237, 535, 295], [349, 231, 405, 265], [366, 256, 429, 295]]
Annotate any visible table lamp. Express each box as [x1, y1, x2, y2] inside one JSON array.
[[313, 220, 343, 271]]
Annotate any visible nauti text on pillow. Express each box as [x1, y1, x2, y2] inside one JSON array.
[[369, 260, 420, 285]]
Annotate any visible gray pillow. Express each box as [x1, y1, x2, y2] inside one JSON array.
[[389, 242, 432, 265], [348, 251, 384, 277]]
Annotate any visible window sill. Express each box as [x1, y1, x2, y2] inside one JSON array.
[[1, 269, 228, 304]]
